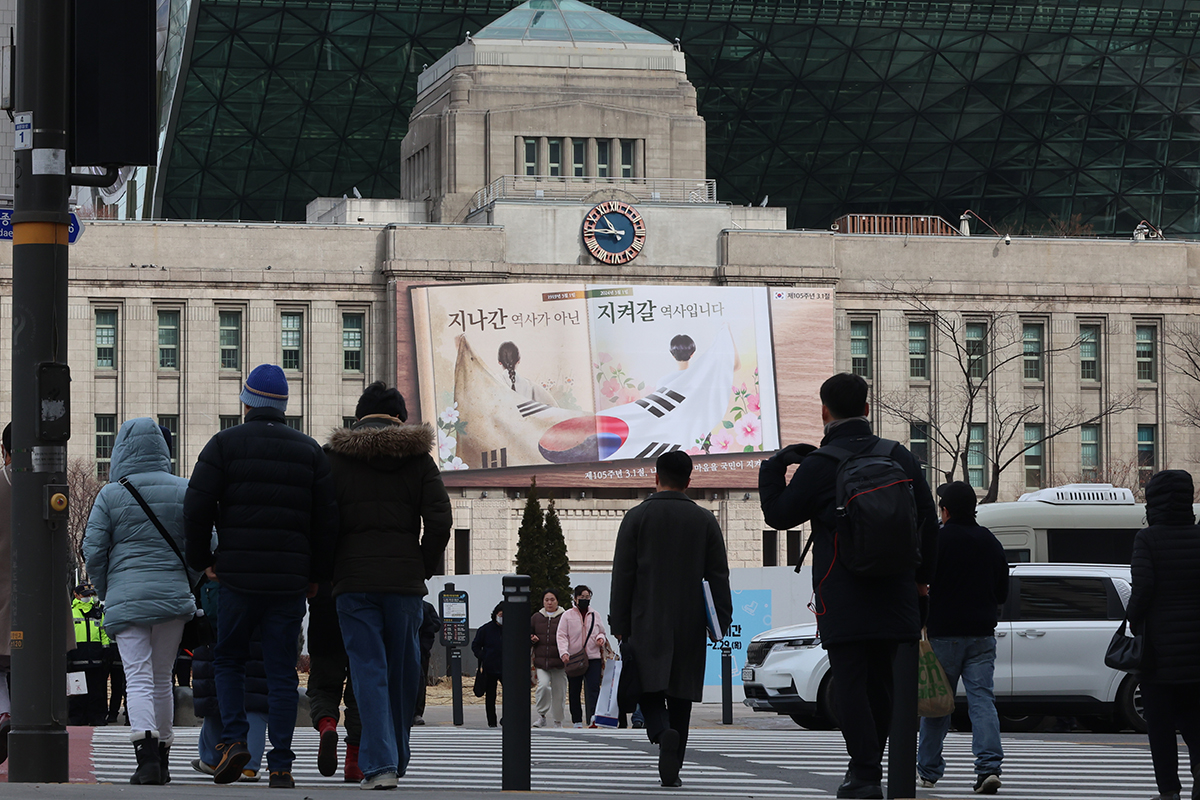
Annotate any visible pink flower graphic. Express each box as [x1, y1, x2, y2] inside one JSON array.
[[599, 353, 612, 364], [600, 378, 620, 398], [616, 387, 641, 405], [685, 446, 704, 456], [735, 413, 761, 447], [746, 393, 761, 414], [710, 429, 736, 453]]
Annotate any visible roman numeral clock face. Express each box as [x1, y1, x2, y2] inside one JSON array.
[[581, 201, 647, 265]]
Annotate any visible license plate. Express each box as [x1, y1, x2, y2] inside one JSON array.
[[741, 667, 755, 682]]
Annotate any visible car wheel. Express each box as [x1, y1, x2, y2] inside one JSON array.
[[789, 713, 834, 730], [999, 714, 1045, 732], [817, 673, 838, 728], [1116, 676, 1147, 733]]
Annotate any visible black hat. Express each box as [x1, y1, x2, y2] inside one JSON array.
[[354, 381, 407, 422], [74, 583, 96, 596], [937, 481, 977, 517]]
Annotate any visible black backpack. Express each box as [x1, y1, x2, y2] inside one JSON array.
[[793, 439, 922, 577]]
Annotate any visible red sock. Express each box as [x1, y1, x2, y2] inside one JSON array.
[[317, 716, 337, 735]]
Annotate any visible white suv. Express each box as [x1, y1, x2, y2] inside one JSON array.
[[742, 563, 1144, 733]]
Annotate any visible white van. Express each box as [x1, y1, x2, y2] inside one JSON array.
[[976, 483, 1200, 564]]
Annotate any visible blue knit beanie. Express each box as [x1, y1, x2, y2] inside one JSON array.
[[240, 364, 289, 412]]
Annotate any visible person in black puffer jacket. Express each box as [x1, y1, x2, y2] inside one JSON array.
[[191, 582, 269, 782], [1126, 469, 1200, 800], [184, 364, 339, 788], [327, 382, 451, 789], [471, 604, 505, 728]]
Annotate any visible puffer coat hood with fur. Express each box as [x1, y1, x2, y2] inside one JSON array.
[[325, 419, 452, 597]]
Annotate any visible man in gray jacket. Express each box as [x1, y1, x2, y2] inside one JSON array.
[[610, 451, 732, 788]]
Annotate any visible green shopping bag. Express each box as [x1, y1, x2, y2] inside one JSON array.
[[917, 629, 956, 718]]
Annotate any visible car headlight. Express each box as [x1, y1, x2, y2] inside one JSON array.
[[772, 636, 820, 651]]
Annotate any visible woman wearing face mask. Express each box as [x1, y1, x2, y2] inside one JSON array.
[[530, 589, 567, 728], [556, 585, 607, 728], [471, 604, 505, 728]]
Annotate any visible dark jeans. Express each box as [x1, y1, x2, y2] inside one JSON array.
[[480, 673, 501, 726], [415, 652, 430, 717], [68, 667, 109, 725], [641, 691, 692, 762], [567, 658, 603, 724], [108, 662, 126, 719], [825, 640, 899, 784], [214, 585, 305, 773], [1141, 680, 1200, 795], [307, 652, 361, 746]]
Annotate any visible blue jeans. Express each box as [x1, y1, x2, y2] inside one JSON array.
[[214, 585, 305, 773], [917, 636, 1004, 781], [200, 711, 268, 772], [336, 593, 423, 780]]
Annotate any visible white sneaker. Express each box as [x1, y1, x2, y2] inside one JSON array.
[[360, 771, 399, 790], [532, 715, 546, 728], [918, 776, 937, 788], [552, 721, 563, 729], [573, 722, 583, 729]]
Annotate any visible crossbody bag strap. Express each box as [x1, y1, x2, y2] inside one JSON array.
[[118, 477, 202, 595]]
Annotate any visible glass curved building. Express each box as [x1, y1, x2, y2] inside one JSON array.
[[151, 0, 1200, 235]]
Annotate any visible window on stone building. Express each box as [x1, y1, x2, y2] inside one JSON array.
[[158, 310, 180, 370], [96, 415, 116, 480], [596, 140, 610, 178], [1081, 424, 1100, 482], [572, 141, 585, 177], [220, 310, 241, 371], [96, 310, 117, 369], [281, 312, 302, 370], [762, 530, 778, 567], [285, 416, 303, 432], [219, 415, 240, 431], [1136, 325, 1156, 382], [909, 321, 929, 379], [1138, 425, 1156, 487], [523, 138, 537, 176], [158, 415, 179, 475], [1079, 324, 1100, 381], [786, 529, 802, 567], [1024, 423, 1044, 490], [548, 138, 562, 177], [342, 313, 364, 372], [455, 529, 471, 574], [850, 320, 872, 378], [965, 322, 987, 380], [910, 422, 933, 486], [1023, 323, 1043, 381], [968, 423, 987, 489], [620, 140, 634, 178]]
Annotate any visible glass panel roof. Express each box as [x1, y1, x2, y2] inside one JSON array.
[[473, 0, 668, 45]]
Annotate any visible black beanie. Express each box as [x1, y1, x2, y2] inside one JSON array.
[[355, 381, 407, 421]]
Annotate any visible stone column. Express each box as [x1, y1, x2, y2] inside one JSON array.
[[537, 136, 549, 177]]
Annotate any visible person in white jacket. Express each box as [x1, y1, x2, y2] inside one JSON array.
[[556, 585, 607, 727]]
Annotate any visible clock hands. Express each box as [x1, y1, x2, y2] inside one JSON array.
[[598, 215, 625, 239]]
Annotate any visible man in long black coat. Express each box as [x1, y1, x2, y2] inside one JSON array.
[[759, 373, 937, 800], [610, 450, 732, 788]]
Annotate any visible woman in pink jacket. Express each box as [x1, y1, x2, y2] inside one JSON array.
[[556, 585, 607, 727]]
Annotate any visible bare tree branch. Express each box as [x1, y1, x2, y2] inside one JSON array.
[[66, 458, 105, 581]]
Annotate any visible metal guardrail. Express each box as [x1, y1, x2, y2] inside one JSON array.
[[833, 213, 961, 236], [470, 175, 718, 211]]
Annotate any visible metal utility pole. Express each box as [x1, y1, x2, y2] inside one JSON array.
[[500, 574, 531, 791], [8, 0, 74, 781]]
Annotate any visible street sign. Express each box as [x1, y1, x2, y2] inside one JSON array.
[[439, 589, 469, 647], [0, 210, 83, 244], [14, 112, 31, 150]]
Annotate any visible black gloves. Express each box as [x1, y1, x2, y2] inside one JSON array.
[[768, 443, 817, 467]]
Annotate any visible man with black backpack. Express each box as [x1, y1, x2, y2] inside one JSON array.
[[759, 373, 938, 799]]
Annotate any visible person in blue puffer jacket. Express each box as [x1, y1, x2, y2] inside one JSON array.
[[83, 418, 196, 785]]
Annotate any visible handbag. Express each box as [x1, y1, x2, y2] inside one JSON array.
[[472, 665, 486, 698], [563, 613, 596, 678], [119, 478, 215, 650], [917, 628, 956, 718], [1104, 617, 1144, 673]]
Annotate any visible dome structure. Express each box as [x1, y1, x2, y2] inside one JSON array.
[[473, 0, 669, 46]]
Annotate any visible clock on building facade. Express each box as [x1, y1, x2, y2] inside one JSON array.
[[581, 201, 646, 264]]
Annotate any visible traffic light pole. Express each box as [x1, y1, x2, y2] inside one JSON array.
[[9, 0, 73, 782]]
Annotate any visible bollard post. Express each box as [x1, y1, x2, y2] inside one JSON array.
[[721, 642, 733, 725], [438, 583, 469, 728], [501, 575, 532, 791], [886, 640, 919, 799]]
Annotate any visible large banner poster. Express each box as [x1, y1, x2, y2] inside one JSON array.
[[410, 283, 834, 483]]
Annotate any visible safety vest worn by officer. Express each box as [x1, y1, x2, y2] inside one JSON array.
[[69, 598, 109, 669]]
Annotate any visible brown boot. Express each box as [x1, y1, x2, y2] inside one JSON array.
[[344, 744, 363, 783]]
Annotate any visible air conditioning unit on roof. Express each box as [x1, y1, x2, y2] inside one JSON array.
[[1017, 483, 1136, 505]]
